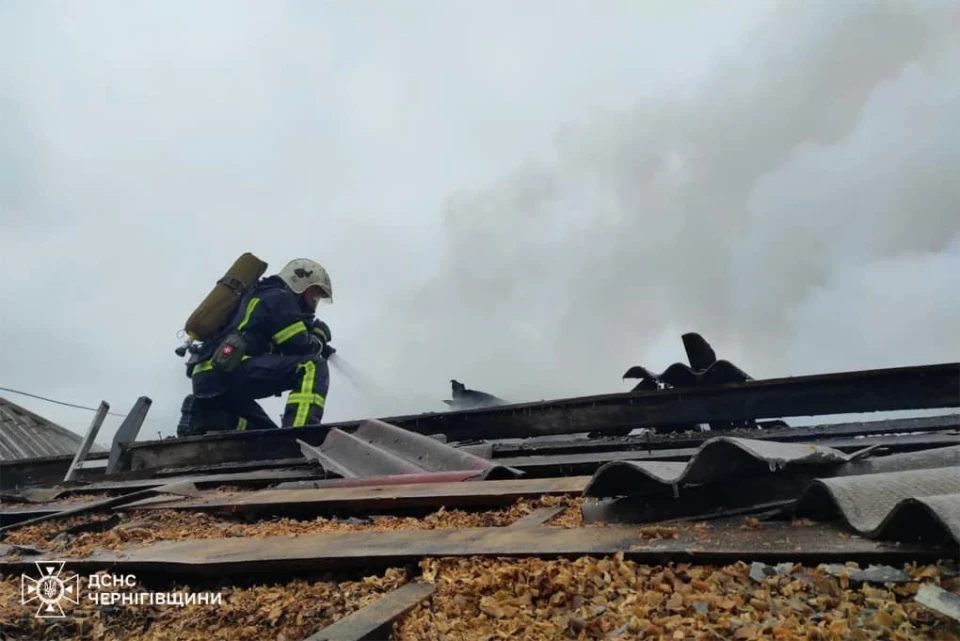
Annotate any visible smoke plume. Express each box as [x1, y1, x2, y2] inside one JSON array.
[[349, 1, 960, 415]]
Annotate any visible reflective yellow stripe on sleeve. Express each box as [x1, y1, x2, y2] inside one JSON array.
[[236, 298, 261, 331], [236, 417, 248, 431], [272, 321, 307, 345], [192, 355, 251, 375], [193, 360, 214, 374]]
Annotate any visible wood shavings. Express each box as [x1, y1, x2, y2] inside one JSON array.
[[0, 568, 408, 641], [547, 503, 585, 528], [637, 526, 679, 540], [397, 557, 960, 641], [213, 485, 245, 494], [2, 495, 585, 558]]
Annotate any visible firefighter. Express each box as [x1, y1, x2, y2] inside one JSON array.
[[176, 258, 335, 436]]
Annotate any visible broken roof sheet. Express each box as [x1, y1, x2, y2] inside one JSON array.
[[582, 436, 855, 498], [2, 359, 959, 639], [832, 443, 960, 476], [298, 419, 522, 480], [0, 396, 103, 461]]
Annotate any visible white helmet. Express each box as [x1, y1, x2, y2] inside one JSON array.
[[277, 258, 333, 302]]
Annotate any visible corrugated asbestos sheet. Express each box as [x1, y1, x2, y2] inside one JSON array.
[[796, 468, 960, 546], [581, 437, 960, 546], [299, 418, 523, 480], [0, 397, 99, 461], [582, 437, 855, 498], [832, 444, 960, 476]]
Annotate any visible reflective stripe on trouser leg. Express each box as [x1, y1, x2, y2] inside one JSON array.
[[286, 361, 326, 427]]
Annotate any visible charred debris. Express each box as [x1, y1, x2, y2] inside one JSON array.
[[1, 332, 959, 639]]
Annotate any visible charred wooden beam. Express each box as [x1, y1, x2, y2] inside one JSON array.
[[496, 433, 960, 478], [48, 467, 326, 498], [487, 414, 960, 458], [508, 506, 565, 527], [2, 522, 949, 577], [304, 582, 435, 641], [399, 362, 959, 442], [0, 453, 109, 493], [0, 477, 588, 525], [0, 508, 62, 527], [122, 428, 322, 475], [116, 362, 959, 474], [126, 476, 589, 517], [106, 396, 152, 475], [0, 481, 197, 533]]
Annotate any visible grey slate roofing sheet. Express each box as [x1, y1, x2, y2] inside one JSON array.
[[582, 436, 854, 498], [832, 444, 960, 476], [0, 397, 100, 461], [580, 432, 960, 546], [300, 418, 523, 480], [795, 467, 960, 545]]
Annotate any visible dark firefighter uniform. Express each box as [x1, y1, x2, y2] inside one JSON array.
[[177, 275, 333, 435]]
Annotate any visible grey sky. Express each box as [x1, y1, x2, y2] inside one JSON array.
[[1, 1, 958, 446]]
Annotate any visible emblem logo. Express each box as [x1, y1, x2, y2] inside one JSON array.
[[21, 562, 80, 618]]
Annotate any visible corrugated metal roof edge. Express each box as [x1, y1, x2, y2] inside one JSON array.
[[0, 397, 84, 442], [0, 396, 108, 456]]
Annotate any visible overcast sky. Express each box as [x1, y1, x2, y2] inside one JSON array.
[[1, 1, 958, 447]]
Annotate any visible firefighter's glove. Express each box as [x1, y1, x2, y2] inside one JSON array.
[[312, 320, 332, 344], [310, 320, 335, 359], [307, 335, 335, 360]]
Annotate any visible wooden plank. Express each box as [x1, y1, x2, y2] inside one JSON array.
[[64, 401, 110, 482], [0, 481, 198, 533], [509, 507, 565, 527], [50, 468, 326, 498], [388, 362, 960, 441], [0, 508, 63, 527], [2, 523, 948, 577], [498, 433, 960, 477], [304, 582, 435, 641], [106, 396, 152, 474], [125, 476, 590, 515], [916, 584, 960, 622], [119, 363, 960, 472], [2, 477, 588, 523], [0, 453, 109, 493], [488, 414, 960, 457]]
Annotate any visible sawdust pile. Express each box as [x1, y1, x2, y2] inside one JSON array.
[[2, 556, 957, 640], [397, 556, 960, 640], [0, 568, 408, 641], [3, 495, 583, 559]]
